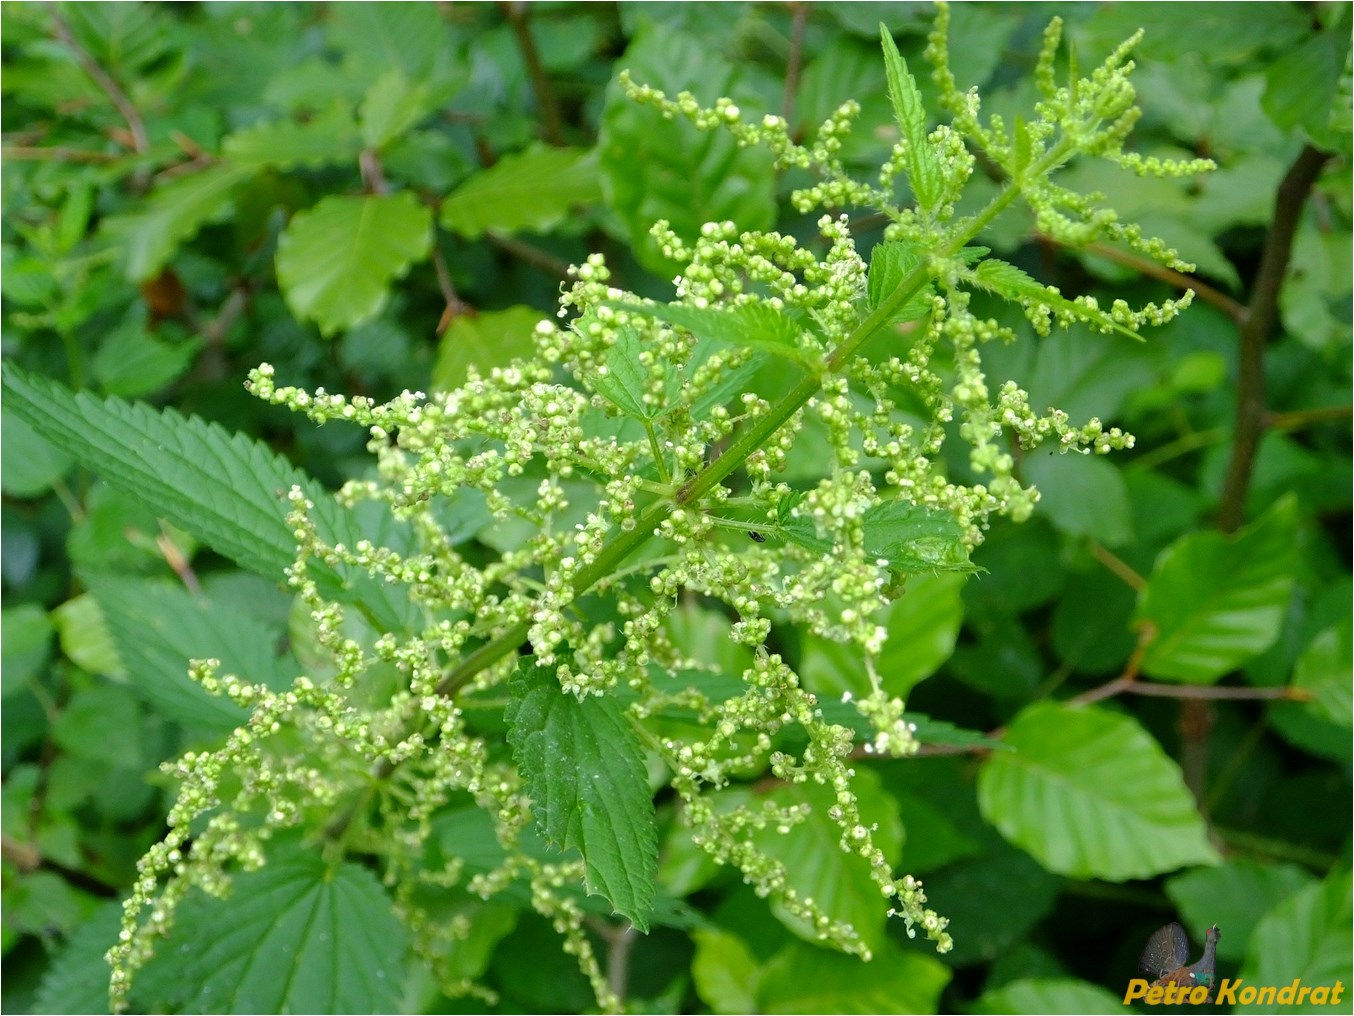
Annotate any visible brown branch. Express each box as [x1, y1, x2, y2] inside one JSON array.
[[499, 1, 566, 146], [47, 4, 149, 156], [431, 244, 472, 336], [485, 229, 575, 281], [1217, 143, 1332, 534], [2, 144, 121, 164], [1266, 403, 1352, 431], [1043, 234, 1246, 322]]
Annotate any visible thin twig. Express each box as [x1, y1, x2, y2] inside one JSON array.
[[47, 4, 149, 156], [430, 244, 472, 335], [1040, 233, 1246, 322], [485, 230, 575, 281], [1217, 144, 1331, 534], [498, 1, 566, 146], [2, 144, 120, 164], [1089, 542, 1145, 592], [1266, 404, 1352, 431]]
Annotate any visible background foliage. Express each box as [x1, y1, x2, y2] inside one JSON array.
[[2, 2, 1350, 1013]]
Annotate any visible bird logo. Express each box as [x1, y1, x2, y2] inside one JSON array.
[[1139, 922, 1221, 1001]]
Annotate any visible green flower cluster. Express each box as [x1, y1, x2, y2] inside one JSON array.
[[109, 5, 1212, 1009]]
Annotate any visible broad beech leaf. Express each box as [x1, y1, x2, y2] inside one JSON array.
[[757, 939, 950, 1014], [101, 164, 253, 282], [1137, 495, 1297, 683], [134, 845, 408, 1014], [972, 978, 1126, 1015], [1166, 859, 1316, 963], [83, 573, 295, 737], [433, 305, 543, 391], [505, 657, 658, 932], [878, 25, 943, 213], [222, 102, 361, 169], [276, 191, 432, 337], [1, 604, 52, 698], [1024, 452, 1132, 546], [440, 143, 601, 238], [359, 70, 432, 150], [978, 702, 1219, 880], [747, 767, 902, 954], [1, 364, 411, 633], [1234, 869, 1352, 1013], [598, 27, 775, 275]]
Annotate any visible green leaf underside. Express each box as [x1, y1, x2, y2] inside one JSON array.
[[879, 25, 943, 213], [609, 299, 819, 368], [440, 143, 601, 238], [83, 573, 294, 736], [779, 498, 975, 573], [969, 258, 1144, 341], [276, 191, 432, 336], [1, 364, 410, 632], [505, 658, 658, 932], [1137, 495, 1297, 682], [134, 845, 407, 1014], [977, 701, 1218, 880]]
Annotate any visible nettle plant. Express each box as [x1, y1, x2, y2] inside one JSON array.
[[70, 8, 1209, 1012]]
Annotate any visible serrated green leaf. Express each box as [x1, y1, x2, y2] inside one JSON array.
[[1166, 859, 1316, 963], [505, 657, 658, 932], [866, 240, 934, 323], [749, 768, 902, 954], [135, 844, 408, 1014], [978, 702, 1219, 881], [968, 258, 1144, 340], [972, 978, 1126, 1015], [757, 938, 950, 1014], [1, 364, 410, 633], [585, 325, 657, 421], [276, 191, 432, 337], [31, 900, 121, 1015], [83, 574, 294, 736], [433, 305, 543, 391], [101, 165, 254, 282], [612, 299, 819, 369], [1137, 496, 1298, 683], [779, 499, 975, 573], [440, 143, 601, 238], [878, 25, 943, 213], [1234, 869, 1352, 1013], [222, 102, 361, 169]]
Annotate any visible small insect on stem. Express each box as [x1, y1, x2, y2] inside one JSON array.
[[749, 531, 766, 543]]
